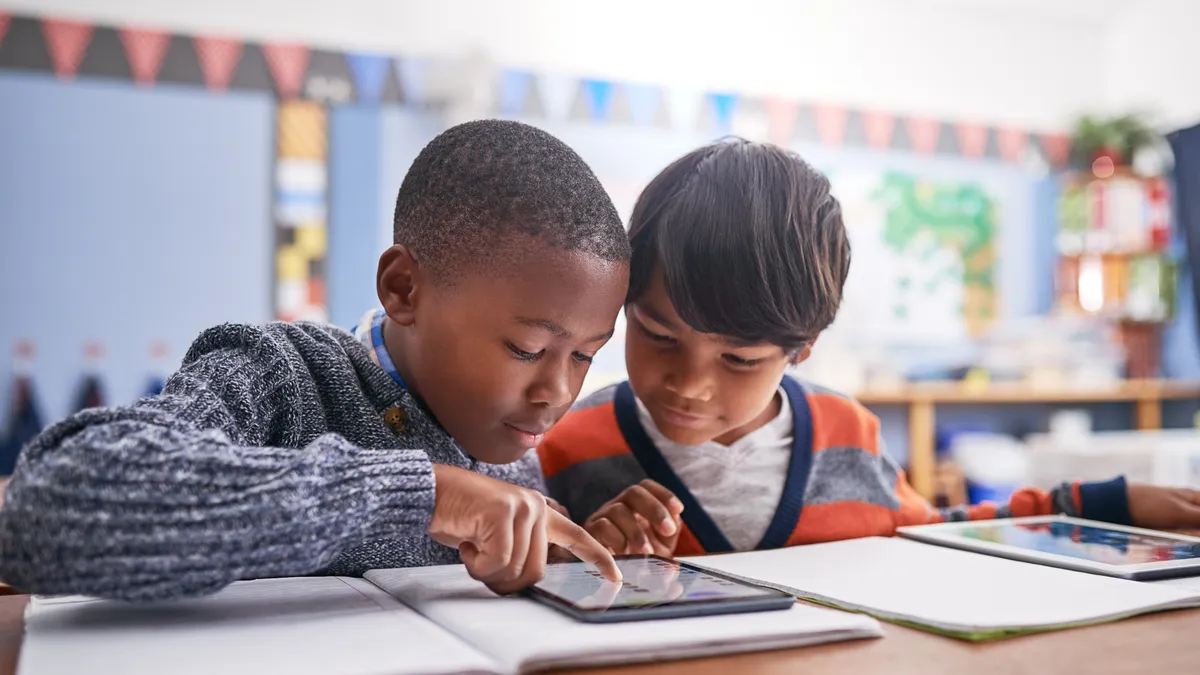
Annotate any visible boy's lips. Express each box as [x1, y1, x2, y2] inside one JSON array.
[[654, 403, 712, 429], [503, 420, 554, 446]]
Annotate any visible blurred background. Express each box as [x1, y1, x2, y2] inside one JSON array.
[[2, 0, 1199, 507]]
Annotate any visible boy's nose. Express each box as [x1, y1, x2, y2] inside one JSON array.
[[663, 368, 714, 402]]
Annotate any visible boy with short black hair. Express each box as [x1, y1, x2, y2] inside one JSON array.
[[540, 138, 1200, 557], [0, 119, 625, 600]]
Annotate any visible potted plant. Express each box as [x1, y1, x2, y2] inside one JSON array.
[[1070, 113, 1159, 171]]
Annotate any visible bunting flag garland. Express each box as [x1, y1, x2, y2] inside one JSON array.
[[263, 43, 309, 99], [394, 57, 429, 106], [815, 105, 848, 146], [583, 79, 614, 122], [666, 88, 703, 134], [1039, 133, 1072, 169], [537, 73, 576, 122], [499, 69, 533, 116], [764, 98, 799, 146], [956, 122, 989, 158], [862, 110, 896, 149], [998, 128, 1028, 163], [347, 52, 390, 104], [193, 36, 242, 91], [0, 10, 1069, 165], [625, 84, 661, 127], [119, 27, 169, 85], [42, 18, 92, 79], [905, 116, 941, 154], [709, 93, 738, 134], [0, 12, 13, 50]]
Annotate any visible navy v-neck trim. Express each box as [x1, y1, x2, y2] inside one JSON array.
[[611, 377, 815, 553]]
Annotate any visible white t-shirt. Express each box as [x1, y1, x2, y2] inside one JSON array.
[[635, 390, 793, 552]]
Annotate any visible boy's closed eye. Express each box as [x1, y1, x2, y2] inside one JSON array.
[[504, 342, 595, 364], [632, 312, 774, 370]]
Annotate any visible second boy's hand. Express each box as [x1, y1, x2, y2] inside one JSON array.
[[428, 465, 622, 595], [585, 479, 684, 557]]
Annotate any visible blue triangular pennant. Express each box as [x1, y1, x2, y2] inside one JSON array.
[[499, 69, 533, 116], [626, 84, 661, 126], [395, 58, 429, 106], [711, 93, 738, 133], [346, 52, 391, 104], [583, 79, 614, 121]]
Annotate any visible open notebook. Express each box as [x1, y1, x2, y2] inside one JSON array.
[[683, 536, 1200, 641], [19, 565, 882, 675]]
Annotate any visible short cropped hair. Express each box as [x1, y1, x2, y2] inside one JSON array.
[[393, 120, 629, 279], [627, 139, 850, 352]]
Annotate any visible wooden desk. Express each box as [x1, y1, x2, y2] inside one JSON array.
[[0, 593, 1195, 675], [857, 379, 1200, 501]]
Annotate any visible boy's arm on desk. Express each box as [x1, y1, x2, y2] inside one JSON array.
[[0, 348, 438, 602]]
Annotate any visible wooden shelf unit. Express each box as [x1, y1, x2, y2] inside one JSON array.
[[856, 379, 1200, 500]]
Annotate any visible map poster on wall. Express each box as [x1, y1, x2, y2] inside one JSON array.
[[831, 171, 997, 343]]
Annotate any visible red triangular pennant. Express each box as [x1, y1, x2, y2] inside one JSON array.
[[0, 13, 12, 50], [119, 27, 170, 85], [815, 104, 848, 145], [862, 110, 895, 149], [956, 122, 988, 158], [906, 117, 940, 154], [194, 36, 242, 91], [263, 43, 310, 99], [764, 98, 798, 146], [998, 128, 1027, 162], [42, 18, 94, 80], [1040, 133, 1072, 169]]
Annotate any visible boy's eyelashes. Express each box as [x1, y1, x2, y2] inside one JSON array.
[[504, 342, 595, 365], [633, 316, 769, 369], [634, 319, 677, 344], [721, 353, 765, 368]]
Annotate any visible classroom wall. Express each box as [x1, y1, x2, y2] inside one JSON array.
[[1104, 0, 1200, 129], [0, 73, 273, 424], [327, 106, 441, 331]]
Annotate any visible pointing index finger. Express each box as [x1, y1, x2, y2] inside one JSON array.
[[547, 509, 622, 583]]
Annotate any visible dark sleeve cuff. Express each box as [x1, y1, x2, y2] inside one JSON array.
[[1077, 476, 1133, 525]]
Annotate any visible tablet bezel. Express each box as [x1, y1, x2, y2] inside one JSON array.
[[523, 554, 796, 623], [897, 515, 1200, 580]]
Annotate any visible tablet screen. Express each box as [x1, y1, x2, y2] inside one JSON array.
[[532, 556, 779, 610], [955, 521, 1200, 566]]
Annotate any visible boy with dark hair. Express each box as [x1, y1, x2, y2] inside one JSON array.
[[539, 138, 1200, 557], [0, 119, 625, 599]]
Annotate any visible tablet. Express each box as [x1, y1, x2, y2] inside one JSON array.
[[524, 554, 796, 623], [897, 515, 1200, 580]]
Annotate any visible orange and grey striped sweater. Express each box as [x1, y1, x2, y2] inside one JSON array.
[[538, 376, 1132, 555]]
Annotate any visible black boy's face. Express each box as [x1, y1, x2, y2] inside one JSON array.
[[383, 246, 628, 465]]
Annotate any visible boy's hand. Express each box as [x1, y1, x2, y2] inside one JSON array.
[[1128, 483, 1200, 529], [428, 464, 621, 595], [584, 480, 684, 557]]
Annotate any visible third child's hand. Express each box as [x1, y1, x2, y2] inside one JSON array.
[[584, 479, 684, 557], [428, 464, 622, 595], [1127, 483, 1200, 529]]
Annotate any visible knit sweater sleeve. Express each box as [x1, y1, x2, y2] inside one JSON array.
[[0, 346, 437, 601]]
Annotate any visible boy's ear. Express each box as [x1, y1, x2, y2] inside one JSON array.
[[788, 337, 817, 366], [377, 245, 423, 327]]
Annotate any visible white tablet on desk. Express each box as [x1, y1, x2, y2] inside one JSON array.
[[897, 515, 1200, 580]]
